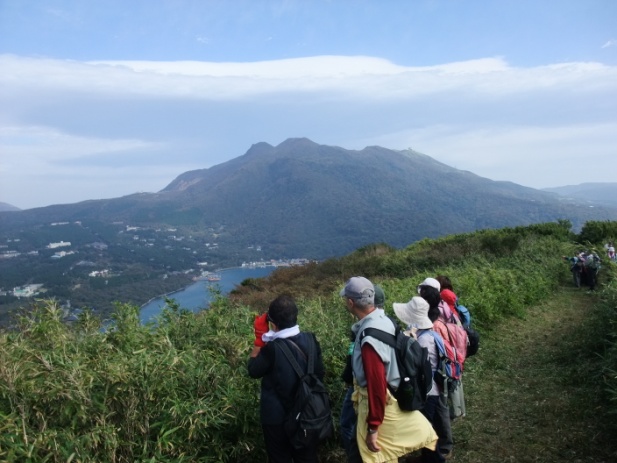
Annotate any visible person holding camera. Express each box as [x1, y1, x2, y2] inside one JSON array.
[[248, 294, 326, 463]]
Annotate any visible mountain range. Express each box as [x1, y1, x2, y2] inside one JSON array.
[[542, 183, 617, 210], [2, 138, 617, 320], [2, 138, 617, 260], [0, 202, 20, 212]]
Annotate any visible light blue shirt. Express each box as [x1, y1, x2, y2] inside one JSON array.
[[351, 309, 400, 389]]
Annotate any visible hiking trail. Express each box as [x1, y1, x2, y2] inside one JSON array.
[[447, 286, 615, 463]]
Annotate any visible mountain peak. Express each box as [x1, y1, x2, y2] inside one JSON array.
[[0, 202, 21, 212], [276, 137, 319, 149], [245, 141, 274, 157]]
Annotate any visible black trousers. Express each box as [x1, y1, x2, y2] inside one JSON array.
[[262, 423, 319, 463], [421, 395, 447, 463]]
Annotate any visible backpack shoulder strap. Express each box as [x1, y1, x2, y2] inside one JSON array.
[[286, 339, 308, 361], [434, 319, 453, 343], [276, 337, 315, 377], [361, 327, 396, 347], [305, 335, 315, 375], [418, 330, 446, 356]]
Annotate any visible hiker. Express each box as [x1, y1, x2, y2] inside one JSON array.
[[393, 296, 452, 463], [580, 252, 592, 287], [439, 288, 464, 330], [563, 255, 584, 288], [608, 242, 615, 261], [417, 278, 465, 455], [248, 294, 326, 463], [435, 275, 471, 328], [418, 278, 463, 329], [435, 275, 453, 293], [585, 252, 601, 291], [340, 283, 385, 463], [340, 276, 438, 462]]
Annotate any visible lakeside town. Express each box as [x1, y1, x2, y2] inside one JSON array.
[[1, 221, 314, 301], [4, 258, 313, 300]]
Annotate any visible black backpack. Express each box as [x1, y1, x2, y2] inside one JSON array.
[[361, 324, 432, 412], [276, 337, 334, 450], [464, 326, 480, 357]]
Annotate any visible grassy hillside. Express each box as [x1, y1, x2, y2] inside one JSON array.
[[0, 222, 616, 462]]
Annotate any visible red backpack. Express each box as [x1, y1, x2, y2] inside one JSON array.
[[434, 318, 467, 369]]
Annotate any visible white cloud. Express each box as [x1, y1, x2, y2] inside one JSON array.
[[0, 126, 162, 182], [1, 162, 197, 209], [368, 123, 617, 189], [0, 126, 174, 208], [2, 55, 614, 102], [602, 39, 617, 49], [1, 54, 616, 208], [0, 126, 157, 162]]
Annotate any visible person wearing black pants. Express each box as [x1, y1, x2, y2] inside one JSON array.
[[248, 295, 326, 463]]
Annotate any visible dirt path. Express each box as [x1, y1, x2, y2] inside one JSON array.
[[449, 286, 616, 463]]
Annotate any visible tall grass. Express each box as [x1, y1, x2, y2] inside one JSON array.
[[0, 221, 608, 462], [596, 261, 617, 433]]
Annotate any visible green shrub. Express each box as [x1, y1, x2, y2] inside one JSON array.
[[596, 262, 617, 432], [578, 220, 617, 244]]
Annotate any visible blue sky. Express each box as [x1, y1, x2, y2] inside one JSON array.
[[1, 0, 616, 209]]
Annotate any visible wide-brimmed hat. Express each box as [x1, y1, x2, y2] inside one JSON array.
[[392, 296, 432, 329]]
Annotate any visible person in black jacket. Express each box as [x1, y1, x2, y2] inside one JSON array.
[[248, 294, 325, 463]]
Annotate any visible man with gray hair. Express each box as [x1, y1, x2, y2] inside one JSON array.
[[340, 284, 385, 462], [340, 277, 437, 462]]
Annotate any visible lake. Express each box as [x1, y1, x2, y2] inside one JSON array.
[[140, 266, 275, 323]]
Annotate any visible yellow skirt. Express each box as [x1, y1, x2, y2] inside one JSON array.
[[354, 386, 438, 463]]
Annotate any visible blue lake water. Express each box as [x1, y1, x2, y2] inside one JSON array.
[[140, 266, 275, 323]]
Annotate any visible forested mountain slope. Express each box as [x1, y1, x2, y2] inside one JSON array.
[[3, 139, 617, 260]]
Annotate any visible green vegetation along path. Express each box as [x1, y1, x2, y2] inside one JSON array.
[[446, 286, 615, 463]]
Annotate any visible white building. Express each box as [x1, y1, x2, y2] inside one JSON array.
[[89, 269, 110, 277], [13, 284, 44, 298], [52, 250, 76, 259], [47, 241, 71, 249]]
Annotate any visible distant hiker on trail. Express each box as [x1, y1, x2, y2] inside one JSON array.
[[563, 254, 585, 288], [393, 295, 452, 463], [607, 242, 615, 261], [248, 295, 327, 463], [340, 283, 385, 463], [584, 252, 601, 291], [340, 276, 437, 463]]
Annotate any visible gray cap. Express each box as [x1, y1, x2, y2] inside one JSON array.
[[340, 276, 375, 301]]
